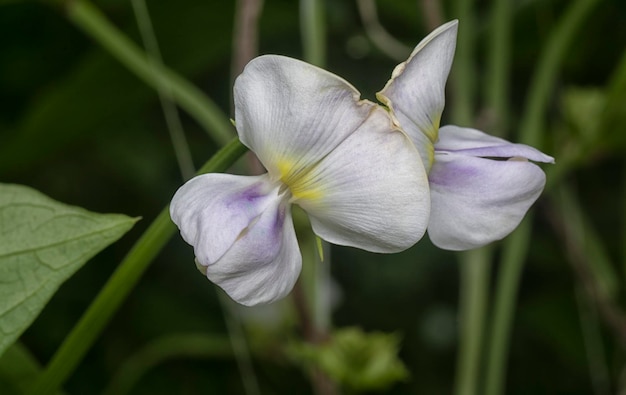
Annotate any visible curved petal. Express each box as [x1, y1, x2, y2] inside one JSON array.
[[427, 153, 547, 250], [170, 173, 277, 265], [437, 125, 555, 163], [377, 20, 458, 167], [206, 197, 302, 306], [298, 107, 430, 253], [234, 55, 376, 181]]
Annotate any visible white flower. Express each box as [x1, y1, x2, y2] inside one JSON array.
[[170, 55, 430, 306], [377, 20, 555, 251]]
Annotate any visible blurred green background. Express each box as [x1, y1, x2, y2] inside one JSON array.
[[1, 0, 626, 394]]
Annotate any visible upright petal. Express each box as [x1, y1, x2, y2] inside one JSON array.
[[206, 196, 302, 306], [427, 153, 547, 250], [297, 107, 430, 253], [234, 55, 376, 181], [170, 173, 277, 265], [377, 20, 458, 168], [436, 125, 555, 163]]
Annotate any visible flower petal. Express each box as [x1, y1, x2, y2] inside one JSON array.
[[170, 173, 277, 265], [298, 106, 430, 253], [427, 152, 547, 250], [377, 20, 458, 165], [206, 196, 301, 306], [234, 55, 375, 181], [437, 125, 555, 163]]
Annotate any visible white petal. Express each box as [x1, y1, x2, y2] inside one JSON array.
[[170, 173, 301, 306], [427, 153, 547, 250], [437, 125, 555, 163], [377, 20, 458, 163], [206, 197, 302, 306], [170, 173, 277, 265], [297, 107, 430, 253], [234, 55, 376, 181]]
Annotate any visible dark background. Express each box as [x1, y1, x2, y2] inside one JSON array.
[[1, 0, 626, 394]]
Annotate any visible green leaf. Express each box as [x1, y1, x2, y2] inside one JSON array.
[[0, 183, 137, 356]]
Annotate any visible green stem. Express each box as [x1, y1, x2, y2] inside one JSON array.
[[484, 1, 602, 394], [212, 294, 261, 395], [460, 3, 510, 395], [299, 0, 328, 336], [455, 248, 492, 395], [486, 0, 512, 135], [450, 2, 489, 395], [102, 333, 234, 395], [456, 5, 515, 391], [620, 163, 626, 284], [29, 139, 248, 395], [483, 218, 532, 395], [299, 0, 326, 67], [44, 0, 233, 146], [298, 3, 336, 394], [518, 0, 602, 146], [450, 0, 475, 126]]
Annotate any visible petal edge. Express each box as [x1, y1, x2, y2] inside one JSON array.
[[377, 20, 458, 169], [206, 199, 302, 306], [427, 152, 546, 250]]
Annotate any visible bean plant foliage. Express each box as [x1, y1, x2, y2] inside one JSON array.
[[0, 183, 137, 356]]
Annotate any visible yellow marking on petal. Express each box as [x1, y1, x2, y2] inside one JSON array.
[[292, 187, 325, 201], [276, 157, 325, 202], [426, 143, 435, 171], [422, 113, 441, 143]]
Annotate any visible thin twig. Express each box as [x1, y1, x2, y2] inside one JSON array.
[[418, 0, 445, 32], [297, 2, 336, 393], [217, 292, 261, 395], [544, 198, 626, 349], [356, 0, 411, 62], [575, 286, 612, 395], [218, 2, 267, 394], [131, 0, 195, 180], [231, 0, 265, 79], [292, 280, 336, 395], [292, 279, 318, 342], [231, 0, 266, 175]]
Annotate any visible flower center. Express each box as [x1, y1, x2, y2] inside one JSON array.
[[276, 157, 324, 202]]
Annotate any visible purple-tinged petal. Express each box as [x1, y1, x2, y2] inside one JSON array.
[[170, 173, 278, 265], [437, 125, 555, 163], [427, 152, 547, 250], [206, 197, 301, 306]]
